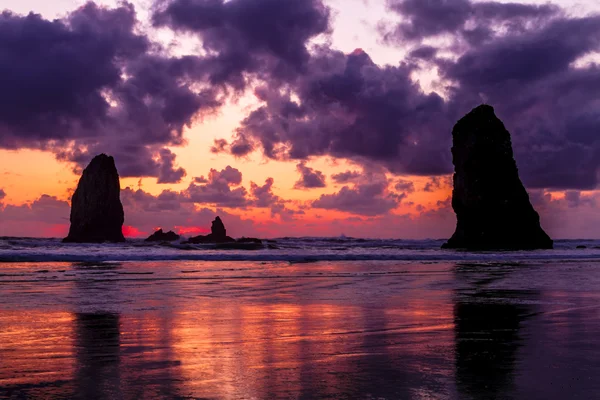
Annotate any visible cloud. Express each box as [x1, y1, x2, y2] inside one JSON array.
[[435, 11, 600, 189], [394, 179, 415, 193], [373, 0, 600, 190], [294, 162, 326, 189], [232, 48, 453, 175], [249, 177, 297, 219], [312, 173, 403, 216], [222, 0, 600, 191], [0, 3, 221, 182], [422, 176, 452, 192], [332, 170, 361, 184], [185, 166, 248, 206], [0, 189, 5, 201], [157, 148, 186, 183], [210, 138, 229, 154], [152, 0, 331, 88], [0, 194, 70, 237], [384, 0, 559, 43]]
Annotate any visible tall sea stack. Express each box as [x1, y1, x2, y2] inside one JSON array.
[[443, 105, 552, 250], [63, 154, 125, 243]]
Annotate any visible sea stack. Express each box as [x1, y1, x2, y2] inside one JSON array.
[[443, 105, 552, 250], [63, 154, 125, 243], [186, 216, 235, 244]]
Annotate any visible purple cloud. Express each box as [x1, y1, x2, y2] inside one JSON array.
[[384, 0, 559, 43], [152, 0, 330, 88], [312, 181, 402, 216], [394, 179, 415, 193], [186, 166, 248, 206], [312, 172, 403, 216], [233, 48, 452, 175], [294, 162, 326, 189], [0, 3, 221, 182], [332, 170, 362, 184]]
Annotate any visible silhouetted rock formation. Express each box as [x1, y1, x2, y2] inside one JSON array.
[[236, 237, 263, 244], [145, 229, 180, 242], [211, 216, 227, 238], [64, 154, 125, 243], [443, 105, 552, 250], [186, 217, 235, 244]]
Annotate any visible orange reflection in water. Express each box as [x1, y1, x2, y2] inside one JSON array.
[[0, 311, 75, 388], [0, 261, 458, 399]]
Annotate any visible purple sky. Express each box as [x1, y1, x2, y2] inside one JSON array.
[[1, 0, 600, 239]]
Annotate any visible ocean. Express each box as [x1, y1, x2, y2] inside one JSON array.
[[1, 237, 600, 399]]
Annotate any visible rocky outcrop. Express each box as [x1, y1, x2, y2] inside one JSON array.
[[443, 105, 553, 250], [236, 237, 263, 244], [145, 229, 180, 242], [186, 217, 235, 244], [64, 154, 125, 243]]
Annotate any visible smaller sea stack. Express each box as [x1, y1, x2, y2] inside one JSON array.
[[186, 216, 235, 244], [63, 154, 125, 243], [443, 105, 552, 250]]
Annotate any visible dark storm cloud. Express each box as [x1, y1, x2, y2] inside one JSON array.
[[227, 0, 600, 191], [384, 0, 559, 42], [152, 0, 330, 87], [0, 2, 220, 182], [234, 48, 453, 175], [294, 162, 326, 189]]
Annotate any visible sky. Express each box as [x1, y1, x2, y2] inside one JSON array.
[[0, 0, 600, 239]]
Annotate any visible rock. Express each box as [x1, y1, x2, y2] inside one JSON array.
[[211, 216, 227, 238], [236, 237, 263, 244], [63, 154, 125, 243], [443, 105, 553, 250], [185, 217, 235, 244], [145, 229, 180, 242], [215, 242, 264, 250]]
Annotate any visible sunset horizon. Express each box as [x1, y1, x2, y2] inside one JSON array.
[[2, 0, 600, 240]]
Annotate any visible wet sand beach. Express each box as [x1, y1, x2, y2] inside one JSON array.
[[1, 259, 599, 399]]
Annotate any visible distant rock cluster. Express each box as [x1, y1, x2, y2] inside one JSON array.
[[145, 229, 180, 242], [443, 105, 553, 250], [185, 216, 234, 244]]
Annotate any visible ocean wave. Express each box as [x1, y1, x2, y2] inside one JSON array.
[[1, 237, 600, 263]]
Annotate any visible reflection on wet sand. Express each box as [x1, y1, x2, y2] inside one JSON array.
[[453, 263, 537, 400], [75, 313, 120, 399], [2, 260, 600, 398]]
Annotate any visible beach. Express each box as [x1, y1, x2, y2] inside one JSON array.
[[1, 239, 600, 399]]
